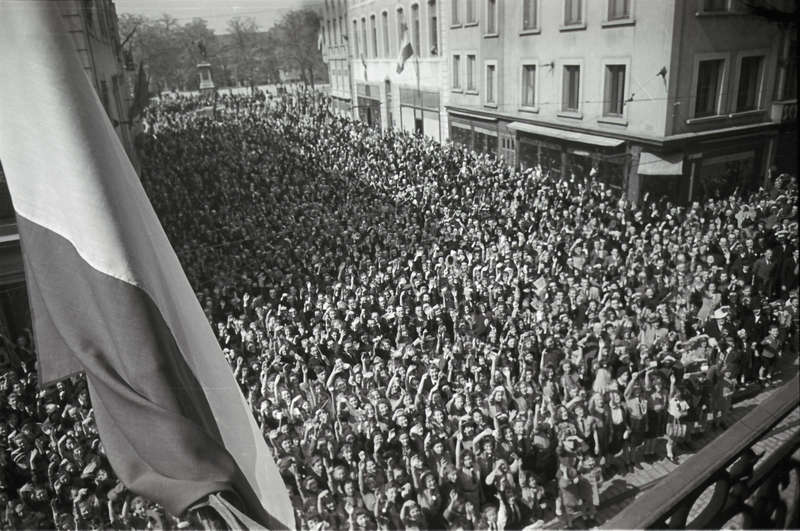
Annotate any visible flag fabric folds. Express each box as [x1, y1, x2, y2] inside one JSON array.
[[0, 3, 295, 529], [396, 25, 414, 74]]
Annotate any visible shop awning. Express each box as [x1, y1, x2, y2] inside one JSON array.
[[638, 151, 684, 175], [507, 122, 624, 148]]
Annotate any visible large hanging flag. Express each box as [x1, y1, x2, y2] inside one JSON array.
[[0, 3, 295, 529], [317, 28, 324, 51], [396, 24, 414, 74]]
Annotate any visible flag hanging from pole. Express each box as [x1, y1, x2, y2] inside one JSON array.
[[396, 24, 414, 74], [362, 55, 368, 81], [0, 3, 295, 529], [317, 28, 324, 51]]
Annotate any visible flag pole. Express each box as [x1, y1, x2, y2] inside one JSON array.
[[415, 54, 421, 127]]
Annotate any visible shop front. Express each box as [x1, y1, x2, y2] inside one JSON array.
[[448, 111, 498, 157], [686, 134, 772, 202], [508, 122, 627, 189], [400, 87, 441, 141], [356, 83, 382, 129], [637, 151, 686, 204], [330, 96, 352, 117]]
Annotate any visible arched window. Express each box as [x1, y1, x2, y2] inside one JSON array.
[[428, 0, 438, 55], [370, 14, 377, 58], [352, 19, 359, 56], [361, 18, 368, 57], [410, 4, 420, 55], [382, 11, 390, 56], [396, 7, 405, 50]]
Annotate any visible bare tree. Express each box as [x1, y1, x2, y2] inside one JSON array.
[[274, 9, 327, 88]]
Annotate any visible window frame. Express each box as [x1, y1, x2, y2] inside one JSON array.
[[370, 14, 378, 59], [561, 0, 587, 31], [361, 17, 369, 58], [521, 0, 541, 35], [451, 0, 462, 27], [519, 60, 539, 112], [396, 7, 406, 51], [352, 18, 360, 57], [410, 3, 421, 57], [558, 60, 584, 118], [688, 52, 730, 120], [465, 0, 478, 26], [484, 59, 498, 107], [602, 0, 635, 27], [732, 50, 768, 114], [603, 64, 626, 118], [485, 0, 499, 37], [466, 54, 478, 93], [598, 57, 631, 125], [452, 53, 463, 91], [428, 0, 439, 55], [382, 10, 391, 57]]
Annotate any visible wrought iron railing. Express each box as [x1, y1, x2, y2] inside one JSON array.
[[604, 375, 800, 529]]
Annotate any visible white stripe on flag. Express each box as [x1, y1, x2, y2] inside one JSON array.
[[0, 2, 295, 528]]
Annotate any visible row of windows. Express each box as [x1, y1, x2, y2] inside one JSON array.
[[324, 2, 439, 60], [450, 58, 628, 117], [450, 0, 632, 34], [449, 52, 766, 119], [694, 54, 766, 118], [324, 0, 754, 47]]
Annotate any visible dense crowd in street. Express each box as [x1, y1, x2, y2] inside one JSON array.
[[0, 88, 797, 530]]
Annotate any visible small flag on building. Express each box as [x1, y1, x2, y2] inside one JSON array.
[[0, 3, 295, 529], [396, 24, 414, 74], [362, 55, 368, 81], [317, 28, 324, 51]]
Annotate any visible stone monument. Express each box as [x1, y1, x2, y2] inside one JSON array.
[[197, 62, 215, 95]]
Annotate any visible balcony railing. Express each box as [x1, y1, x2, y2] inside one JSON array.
[[770, 99, 798, 124], [604, 374, 800, 529]]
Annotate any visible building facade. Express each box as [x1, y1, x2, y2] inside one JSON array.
[[0, 0, 134, 363], [443, 0, 796, 204], [321, 0, 355, 115], [321, 0, 449, 140]]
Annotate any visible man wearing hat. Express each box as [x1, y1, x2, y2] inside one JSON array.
[[753, 248, 778, 297], [706, 306, 735, 342]]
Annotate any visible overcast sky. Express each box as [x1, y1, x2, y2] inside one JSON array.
[[115, 0, 321, 34]]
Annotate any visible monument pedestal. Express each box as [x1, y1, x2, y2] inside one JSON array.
[[197, 62, 215, 95]]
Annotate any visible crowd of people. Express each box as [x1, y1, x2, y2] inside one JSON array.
[[0, 88, 797, 530]]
